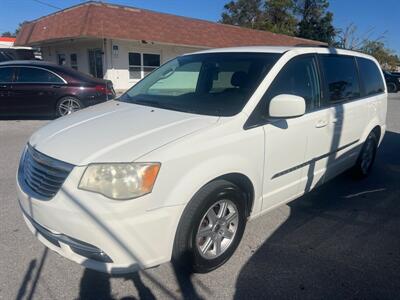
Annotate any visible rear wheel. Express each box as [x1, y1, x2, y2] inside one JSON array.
[[387, 82, 397, 93], [352, 131, 378, 178], [173, 179, 247, 273], [56, 96, 83, 117]]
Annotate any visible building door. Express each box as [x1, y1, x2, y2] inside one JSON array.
[[88, 49, 103, 78]]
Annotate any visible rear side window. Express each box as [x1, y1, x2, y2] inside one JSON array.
[[0, 67, 14, 82], [356, 57, 385, 96], [263, 55, 321, 111], [16, 67, 64, 83], [320, 55, 360, 102]]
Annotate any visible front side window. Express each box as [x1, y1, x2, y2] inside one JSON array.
[[129, 52, 161, 79], [120, 52, 280, 116], [262, 55, 321, 112], [0, 67, 14, 82], [356, 57, 385, 96], [320, 55, 360, 102], [16, 67, 64, 83]]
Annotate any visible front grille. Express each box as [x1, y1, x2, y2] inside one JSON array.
[[19, 145, 74, 200]]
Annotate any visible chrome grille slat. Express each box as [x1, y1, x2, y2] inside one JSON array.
[[24, 169, 59, 191], [25, 155, 69, 179], [18, 145, 75, 200], [26, 177, 57, 196], [25, 164, 65, 186]]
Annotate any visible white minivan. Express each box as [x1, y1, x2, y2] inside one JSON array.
[[17, 46, 387, 273]]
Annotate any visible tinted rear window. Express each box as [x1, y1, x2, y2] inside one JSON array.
[[16, 67, 64, 83], [320, 55, 360, 102], [0, 67, 13, 82], [356, 57, 385, 96]]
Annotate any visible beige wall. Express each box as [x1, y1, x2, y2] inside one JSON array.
[[41, 38, 206, 91]]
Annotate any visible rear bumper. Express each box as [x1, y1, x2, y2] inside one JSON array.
[[17, 165, 184, 274]]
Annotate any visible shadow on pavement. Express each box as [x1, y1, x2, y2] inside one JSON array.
[[78, 263, 202, 300], [235, 131, 400, 299], [78, 268, 166, 300], [16, 248, 49, 300]]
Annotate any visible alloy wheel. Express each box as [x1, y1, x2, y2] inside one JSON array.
[[196, 199, 239, 259], [58, 97, 81, 116]]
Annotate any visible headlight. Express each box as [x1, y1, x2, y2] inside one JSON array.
[[79, 163, 160, 200]]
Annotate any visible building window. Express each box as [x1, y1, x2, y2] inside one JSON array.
[[70, 53, 78, 70], [129, 52, 141, 79], [129, 52, 160, 80], [143, 53, 160, 76], [57, 54, 66, 66]]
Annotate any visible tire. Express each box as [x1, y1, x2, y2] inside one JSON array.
[[352, 131, 378, 178], [56, 96, 83, 117], [173, 179, 247, 273], [387, 82, 397, 93]]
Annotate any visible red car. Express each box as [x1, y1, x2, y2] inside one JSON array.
[[0, 60, 115, 117]]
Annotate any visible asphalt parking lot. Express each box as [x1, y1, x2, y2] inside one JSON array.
[[1, 94, 399, 300]]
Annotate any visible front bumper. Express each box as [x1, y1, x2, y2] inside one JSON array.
[[17, 165, 184, 274]]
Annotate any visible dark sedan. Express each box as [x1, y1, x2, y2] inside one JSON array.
[[383, 70, 400, 93], [0, 60, 115, 117]]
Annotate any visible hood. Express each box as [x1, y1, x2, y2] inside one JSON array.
[[30, 101, 218, 165]]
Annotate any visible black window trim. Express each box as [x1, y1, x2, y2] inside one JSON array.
[[244, 53, 323, 130], [13, 66, 67, 84]]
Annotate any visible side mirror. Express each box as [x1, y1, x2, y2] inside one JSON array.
[[269, 94, 306, 118]]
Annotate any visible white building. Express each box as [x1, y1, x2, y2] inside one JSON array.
[[0, 37, 15, 48], [15, 1, 323, 92]]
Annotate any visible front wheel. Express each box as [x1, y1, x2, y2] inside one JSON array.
[[56, 96, 83, 117], [173, 179, 247, 273]]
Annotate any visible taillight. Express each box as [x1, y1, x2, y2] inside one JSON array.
[[95, 85, 114, 95]]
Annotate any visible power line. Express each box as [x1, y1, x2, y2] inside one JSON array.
[[32, 0, 62, 10]]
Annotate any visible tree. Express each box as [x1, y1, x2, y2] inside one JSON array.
[[361, 41, 400, 71], [220, 0, 265, 29], [263, 0, 297, 35], [334, 24, 399, 70], [335, 23, 386, 50], [15, 22, 28, 36], [296, 0, 336, 44], [1, 31, 14, 37], [0, 22, 27, 37]]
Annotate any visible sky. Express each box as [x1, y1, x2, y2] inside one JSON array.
[[1, 0, 399, 54]]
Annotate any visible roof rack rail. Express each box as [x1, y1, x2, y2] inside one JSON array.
[[294, 44, 331, 48]]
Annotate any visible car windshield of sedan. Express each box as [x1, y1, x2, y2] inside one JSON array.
[[119, 52, 281, 116]]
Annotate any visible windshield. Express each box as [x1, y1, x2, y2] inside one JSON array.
[[119, 52, 281, 116]]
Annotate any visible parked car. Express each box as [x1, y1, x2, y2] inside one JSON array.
[[383, 70, 400, 93], [0, 60, 115, 117], [0, 48, 36, 62], [17, 46, 387, 274]]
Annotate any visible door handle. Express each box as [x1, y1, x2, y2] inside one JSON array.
[[51, 85, 61, 88], [315, 120, 328, 128], [0, 85, 7, 88]]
